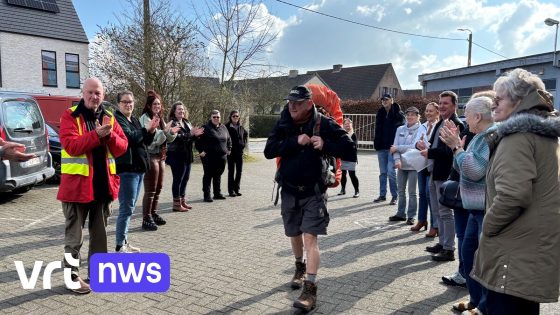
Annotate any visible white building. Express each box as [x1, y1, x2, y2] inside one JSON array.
[[0, 0, 89, 96]]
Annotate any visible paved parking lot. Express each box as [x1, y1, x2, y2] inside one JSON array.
[[1, 143, 559, 314]]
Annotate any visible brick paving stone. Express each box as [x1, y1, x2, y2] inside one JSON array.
[[1, 146, 559, 314]]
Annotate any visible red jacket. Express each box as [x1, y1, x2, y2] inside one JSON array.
[[57, 106, 128, 203]]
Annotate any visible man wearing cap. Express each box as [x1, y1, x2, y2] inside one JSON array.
[[373, 93, 405, 205], [264, 85, 356, 312]]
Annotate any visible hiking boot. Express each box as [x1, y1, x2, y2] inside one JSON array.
[[291, 261, 306, 289], [443, 271, 467, 287], [152, 213, 167, 226], [293, 280, 317, 312], [142, 218, 158, 231], [432, 249, 455, 262], [67, 276, 91, 294], [373, 196, 386, 203], [426, 243, 443, 253]]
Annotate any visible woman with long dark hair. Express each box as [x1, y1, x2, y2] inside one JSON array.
[[139, 90, 179, 231], [166, 101, 204, 211]]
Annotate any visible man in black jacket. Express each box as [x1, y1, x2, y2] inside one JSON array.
[[373, 93, 405, 205], [264, 85, 356, 312], [417, 91, 465, 262]]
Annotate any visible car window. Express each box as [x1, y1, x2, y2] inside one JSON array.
[[46, 124, 58, 137], [2, 100, 44, 138]]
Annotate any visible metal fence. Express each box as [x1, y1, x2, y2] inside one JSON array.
[[343, 114, 376, 150]]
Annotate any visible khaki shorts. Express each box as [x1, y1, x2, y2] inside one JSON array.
[[280, 189, 329, 237]]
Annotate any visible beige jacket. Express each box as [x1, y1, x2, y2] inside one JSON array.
[[471, 90, 560, 302]]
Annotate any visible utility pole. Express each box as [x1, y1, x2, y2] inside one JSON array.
[[143, 0, 152, 91], [458, 28, 472, 67]]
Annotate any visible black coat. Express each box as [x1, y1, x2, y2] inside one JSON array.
[[264, 105, 356, 190], [427, 113, 465, 181], [114, 110, 155, 173], [195, 121, 231, 158], [167, 118, 197, 163], [374, 103, 405, 150], [225, 121, 248, 156]]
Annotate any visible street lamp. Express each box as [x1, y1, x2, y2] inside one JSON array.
[[545, 18, 559, 67], [458, 28, 472, 67]]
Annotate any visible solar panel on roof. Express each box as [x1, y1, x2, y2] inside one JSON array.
[[7, 0, 60, 13]]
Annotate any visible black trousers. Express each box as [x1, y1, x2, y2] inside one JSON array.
[[202, 155, 226, 197], [341, 170, 359, 192], [486, 289, 539, 315], [227, 153, 243, 194]]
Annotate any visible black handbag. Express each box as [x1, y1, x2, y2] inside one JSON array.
[[439, 180, 463, 209]]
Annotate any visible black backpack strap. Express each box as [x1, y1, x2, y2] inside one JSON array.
[[313, 116, 321, 136]]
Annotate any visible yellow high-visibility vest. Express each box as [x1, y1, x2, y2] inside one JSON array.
[[60, 106, 117, 176]]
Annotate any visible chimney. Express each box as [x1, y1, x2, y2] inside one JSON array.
[[332, 64, 343, 72], [288, 70, 298, 78]]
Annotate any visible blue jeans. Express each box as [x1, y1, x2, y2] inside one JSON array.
[[166, 151, 192, 198], [116, 172, 144, 246], [417, 172, 437, 228], [454, 208, 469, 278], [377, 150, 397, 198], [463, 211, 486, 313], [395, 169, 417, 219]]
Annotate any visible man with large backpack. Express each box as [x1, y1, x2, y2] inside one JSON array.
[[264, 85, 356, 312]]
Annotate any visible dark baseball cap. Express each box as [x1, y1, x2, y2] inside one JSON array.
[[381, 93, 393, 100], [284, 85, 312, 101]]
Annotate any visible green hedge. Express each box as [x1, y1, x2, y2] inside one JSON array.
[[250, 114, 279, 138]]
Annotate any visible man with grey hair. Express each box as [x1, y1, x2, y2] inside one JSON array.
[[58, 77, 128, 293]]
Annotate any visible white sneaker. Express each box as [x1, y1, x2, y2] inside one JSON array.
[[442, 271, 466, 287], [118, 242, 141, 253], [462, 308, 483, 315]]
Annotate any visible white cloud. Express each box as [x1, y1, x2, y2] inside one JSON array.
[[262, 0, 560, 89], [356, 4, 385, 22]]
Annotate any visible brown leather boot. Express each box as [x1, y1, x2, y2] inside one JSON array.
[[293, 280, 317, 311], [425, 227, 438, 238], [172, 198, 188, 212], [410, 221, 428, 232], [291, 261, 306, 289], [180, 196, 192, 210]]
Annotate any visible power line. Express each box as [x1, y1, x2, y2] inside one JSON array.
[[274, 0, 509, 60], [274, 0, 462, 41], [472, 41, 509, 59]]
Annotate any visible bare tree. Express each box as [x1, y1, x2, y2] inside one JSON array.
[[90, 0, 208, 115], [195, 0, 279, 84]]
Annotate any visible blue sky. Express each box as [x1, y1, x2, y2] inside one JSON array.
[[73, 0, 560, 89]]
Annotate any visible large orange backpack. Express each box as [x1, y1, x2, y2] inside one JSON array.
[[275, 84, 343, 189]]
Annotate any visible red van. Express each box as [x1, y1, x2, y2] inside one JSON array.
[[33, 95, 81, 130]]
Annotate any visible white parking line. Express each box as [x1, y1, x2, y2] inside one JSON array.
[[17, 209, 62, 231]]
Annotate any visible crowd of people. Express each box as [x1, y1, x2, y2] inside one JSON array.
[[33, 69, 558, 313], [56, 78, 248, 294]]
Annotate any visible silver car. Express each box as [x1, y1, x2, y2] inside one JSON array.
[[0, 92, 54, 193]]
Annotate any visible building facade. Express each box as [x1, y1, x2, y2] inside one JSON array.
[[0, 0, 89, 96], [418, 52, 559, 109]]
